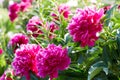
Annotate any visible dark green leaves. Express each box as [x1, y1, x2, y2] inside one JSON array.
[[88, 61, 108, 80], [104, 4, 118, 27]]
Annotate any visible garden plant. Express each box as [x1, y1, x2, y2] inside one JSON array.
[[0, 0, 120, 80]]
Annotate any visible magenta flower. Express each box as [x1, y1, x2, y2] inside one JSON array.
[[118, 5, 120, 9], [0, 68, 13, 80], [19, 1, 31, 12], [67, 8, 104, 47], [12, 44, 41, 80], [0, 73, 6, 80], [8, 33, 29, 52], [50, 12, 59, 21], [9, 2, 20, 13], [58, 4, 70, 19], [0, 74, 12, 80], [0, 48, 3, 55], [26, 16, 43, 37], [8, 2, 20, 22], [49, 22, 59, 39], [49, 22, 59, 32], [36, 44, 71, 80], [9, 13, 18, 22], [22, 0, 33, 3]]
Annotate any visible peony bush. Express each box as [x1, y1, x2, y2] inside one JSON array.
[[1, 0, 120, 80]]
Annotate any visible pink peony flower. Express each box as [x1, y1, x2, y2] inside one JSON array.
[[0, 68, 13, 80], [0, 48, 3, 55], [0, 74, 12, 80], [9, 2, 20, 13], [36, 44, 71, 80], [9, 12, 18, 22], [118, 5, 120, 9], [8, 33, 29, 52], [6, 77, 12, 80], [50, 12, 59, 21], [0, 73, 6, 80], [49, 22, 59, 32], [26, 16, 43, 37], [19, 1, 31, 12], [67, 8, 104, 47], [49, 22, 59, 39], [58, 4, 70, 19], [12, 44, 41, 80], [22, 0, 33, 3], [8, 2, 20, 22]]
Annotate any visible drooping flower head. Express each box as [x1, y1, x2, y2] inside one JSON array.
[[8, 33, 29, 52], [26, 16, 43, 37], [36, 44, 71, 80], [58, 4, 70, 19], [8, 2, 20, 21], [67, 7, 104, 47], [12, 44, 41, 80]]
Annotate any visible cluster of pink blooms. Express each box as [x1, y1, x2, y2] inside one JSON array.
[[9, 2, 20, 21], [26, 16, 43, 37], [36, 44, 71, 80], [9, 0, 32, 21], [67, 8, 104, 47], [26, 16, 59, 38], [6, 1, 108, 80], [12, 43, 70, 80], [51, 4, 70, 20], [8, 33, 29, 52]]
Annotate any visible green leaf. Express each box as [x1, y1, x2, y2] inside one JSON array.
[[93, 71, 108, 80], [88, 61, 107, 80], [56, 70, 87, 80], [64, 33, 71, 44], [104, 4, 118, 27], [20, 76, 26, 80], [30, 73, 38, 80], [116, 29, 120, 53], [77, 54, 85, 64], [102, 46, 111, 65]]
